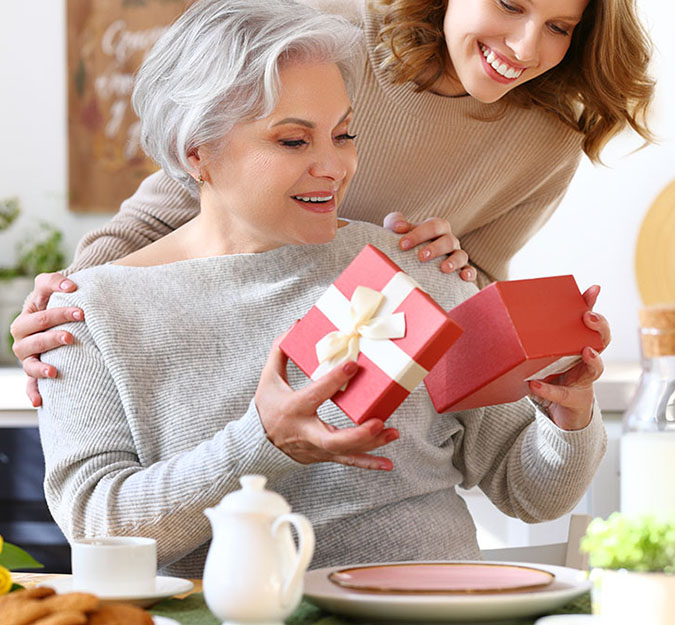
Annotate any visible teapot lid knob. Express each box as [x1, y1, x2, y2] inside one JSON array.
[[240, 475, 267, 491], [208, 474, 291, 516]]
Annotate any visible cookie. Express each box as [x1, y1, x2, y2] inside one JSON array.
[[40, 593, 99, 614], [0, 599, 51, 625], [0, 587, 56, 609], [86, 604, 154, 625], [29, 611, 88, 625]]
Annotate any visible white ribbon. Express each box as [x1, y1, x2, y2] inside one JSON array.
[[311, 272, 429, 392]]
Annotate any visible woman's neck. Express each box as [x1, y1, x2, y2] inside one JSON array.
[[113, 204, 348, 268]]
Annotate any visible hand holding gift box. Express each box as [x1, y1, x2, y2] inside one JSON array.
[[424, 275, 606, 419], [280, 244, 463, 425]]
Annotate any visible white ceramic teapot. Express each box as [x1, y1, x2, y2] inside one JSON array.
[[203, 475, 315, 625]]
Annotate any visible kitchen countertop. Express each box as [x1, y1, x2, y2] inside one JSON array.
[[0, 363, 642, 428]]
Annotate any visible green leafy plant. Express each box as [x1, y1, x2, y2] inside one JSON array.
[[0, 535, 43, 595], [580, 513, 675, 573], [0, 197, 65, 280], [0, 197, 20, 231]]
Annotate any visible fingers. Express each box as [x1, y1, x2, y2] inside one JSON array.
[[317, 418, 398, 453], [303, 419, 399, 470], [22, 355, 57, 380], [29, 273, 76, 312], [330, 451, 394, 471], [457, 265, 477, 282], [417, 234, 465, 265], [26, 376, 43, 408], [382, 212, 412, 234], [399, 218, 455, 253], [11, 306, 83, 345], [583, 310, 611, 349], [260, 339, 292, 388], [581, 285, 601, 310], [296, 361, 359, 413], [12, 327, 74, 362]]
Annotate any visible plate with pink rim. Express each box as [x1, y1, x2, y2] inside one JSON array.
[[304, 561, 591, 622]]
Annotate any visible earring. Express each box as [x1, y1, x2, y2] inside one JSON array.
[[197, 174, 205, 187]]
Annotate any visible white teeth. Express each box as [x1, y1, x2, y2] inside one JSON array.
[[480, 44, 522, 79], [293, 195, 333, 203]]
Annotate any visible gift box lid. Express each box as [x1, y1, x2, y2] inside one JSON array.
[[424, 275, 604, 412]]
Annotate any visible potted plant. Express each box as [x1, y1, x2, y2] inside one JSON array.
[[0, 197, 66, 366], [580, 512, 675, 624]]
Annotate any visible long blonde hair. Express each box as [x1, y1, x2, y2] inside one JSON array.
[[375, 0, 655, 162]]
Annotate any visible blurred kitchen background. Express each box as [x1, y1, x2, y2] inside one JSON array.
[[0, 0, 673, 572]]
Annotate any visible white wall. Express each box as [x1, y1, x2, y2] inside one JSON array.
[[0, 1, 109, 269], [1, 1, 673, 364]]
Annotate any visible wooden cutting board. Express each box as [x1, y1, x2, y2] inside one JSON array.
[[635, 178, 675, 305]]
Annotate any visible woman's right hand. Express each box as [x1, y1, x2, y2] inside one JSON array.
[[10, 272, 84, 407], [255, 337, 399, 470]]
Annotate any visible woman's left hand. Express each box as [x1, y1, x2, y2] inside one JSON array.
[[527, 285, 611, 431], [383, 211, 476, 282]]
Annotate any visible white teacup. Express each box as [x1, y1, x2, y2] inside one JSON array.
[[71, 536, 157, 596]]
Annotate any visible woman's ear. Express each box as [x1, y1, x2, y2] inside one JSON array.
[[186, 148, 206, 184], [188, 148, 209, 187]]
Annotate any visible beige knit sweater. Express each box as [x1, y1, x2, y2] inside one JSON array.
[[68, 0, 583, 283]]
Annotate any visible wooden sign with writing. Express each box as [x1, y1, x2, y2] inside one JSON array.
[[67, 0, 192, 213]]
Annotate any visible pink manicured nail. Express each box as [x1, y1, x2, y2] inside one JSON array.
[[530, 380, 543, 390], [385, 431, 399, 443], [60, 280, 74, 290], [400, 239, 412, 250], [72, 310, 83, 321], [343, 361, 358, 375], [588, 312, 600, 322], [421, 249, 431, 260], [589, 347, 599, 358], [370, 421, 384, 436], [395, 221, 407, 230]]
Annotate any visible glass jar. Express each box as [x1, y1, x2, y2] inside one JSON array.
[[620, 305, 675, 519]]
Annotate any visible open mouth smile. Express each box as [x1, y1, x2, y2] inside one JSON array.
[[479, 43, 524, 80], [291, 193, 336, 213]]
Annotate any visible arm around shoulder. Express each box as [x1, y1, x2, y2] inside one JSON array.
[[65, 170, 199, 274]]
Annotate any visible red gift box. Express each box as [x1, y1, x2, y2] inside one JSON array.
[[424, 275, 604, 412], [279, 244, 463, 424]]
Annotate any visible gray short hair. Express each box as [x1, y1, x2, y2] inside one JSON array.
[[132, 0, 364, 196]]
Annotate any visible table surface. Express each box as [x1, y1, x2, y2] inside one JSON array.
[[11, 571, 591, 625]]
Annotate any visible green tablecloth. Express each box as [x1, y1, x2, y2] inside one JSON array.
[[150, 592, 591, 625]]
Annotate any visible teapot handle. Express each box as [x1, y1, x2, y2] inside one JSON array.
[[272, 512, 315, 609]]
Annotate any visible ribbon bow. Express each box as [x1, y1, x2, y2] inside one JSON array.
[[315, 286, 406, 371]]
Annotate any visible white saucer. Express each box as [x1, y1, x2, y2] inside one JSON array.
[[152, 617, 181, 625], [42, 575, 194, 608]]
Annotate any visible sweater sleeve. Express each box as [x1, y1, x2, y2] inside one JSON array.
[[37, 313, 299, 568], [65, 171, 199, 275], [461, 151, 582, 286], [451, 398, 606, 522]]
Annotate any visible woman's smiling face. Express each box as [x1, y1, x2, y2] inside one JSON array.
[[194, 60, 357, 252], [438, 0, 590, 102]]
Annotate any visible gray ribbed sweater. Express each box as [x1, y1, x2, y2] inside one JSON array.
[[67, 0, 582, 285], [38, 223, 605, 577]]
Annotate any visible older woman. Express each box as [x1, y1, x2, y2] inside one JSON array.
[[38, 0, 608, 577]]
